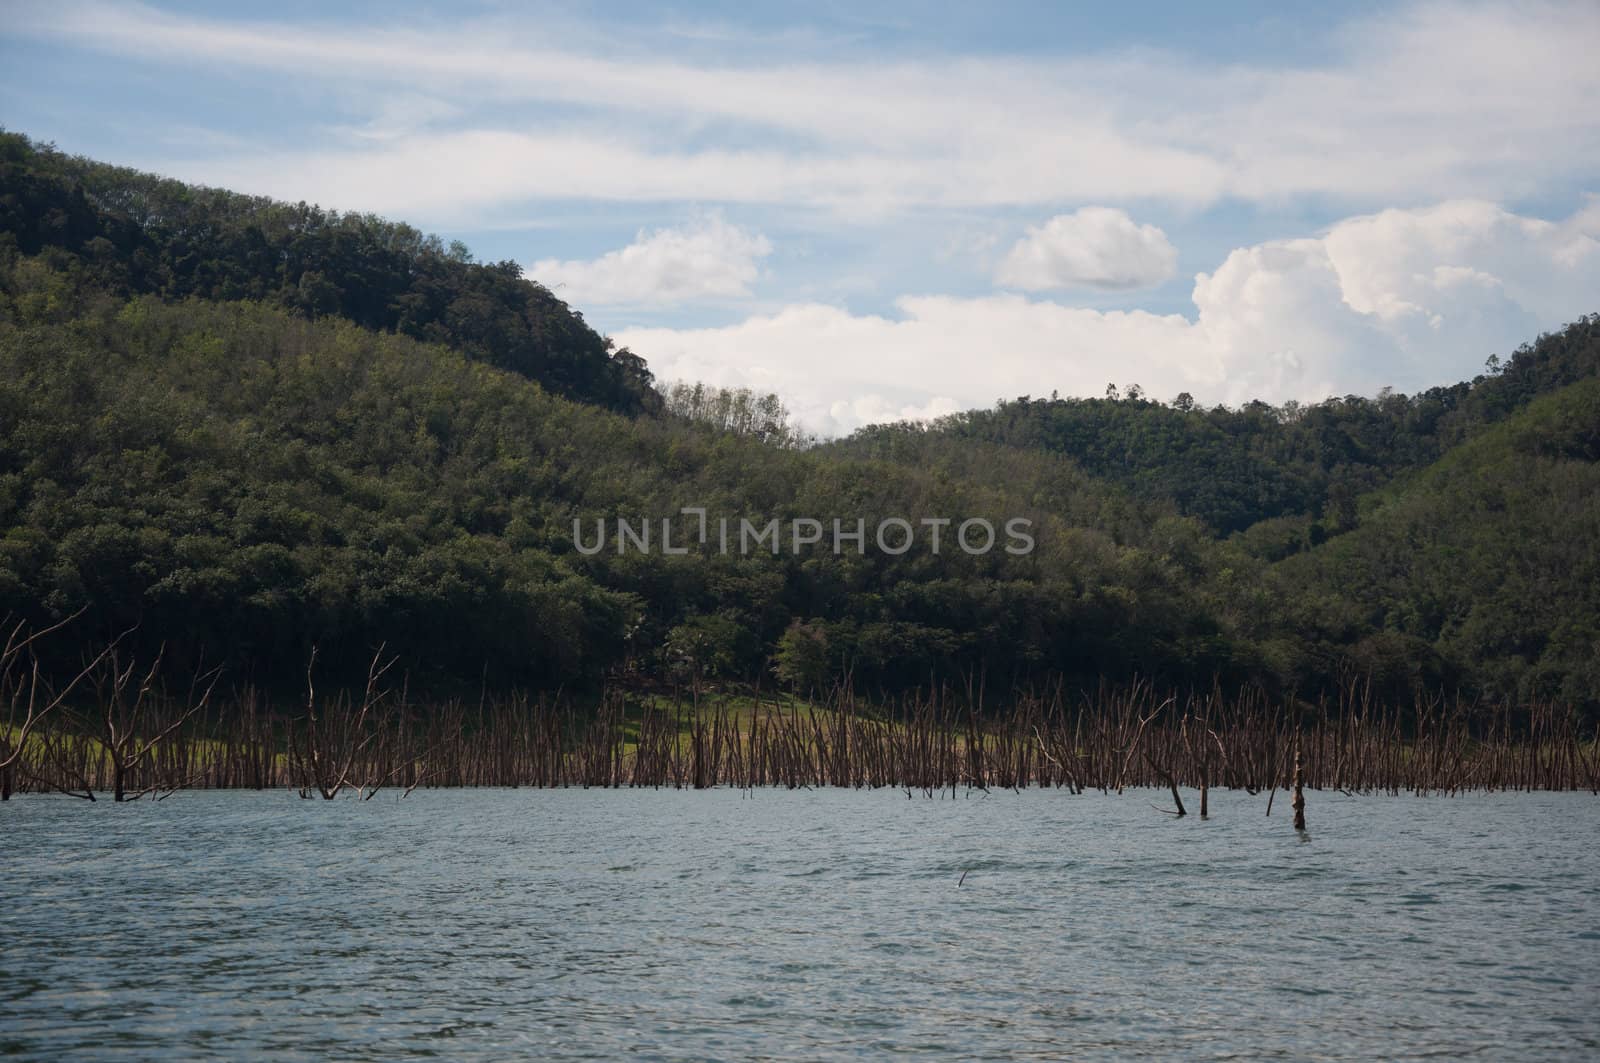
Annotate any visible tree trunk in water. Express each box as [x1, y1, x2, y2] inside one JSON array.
[[1292, 746, 1306, 830]]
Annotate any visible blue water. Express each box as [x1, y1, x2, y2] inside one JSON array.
[[3, 789, 1598, 1060]]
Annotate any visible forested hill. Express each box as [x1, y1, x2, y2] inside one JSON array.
[[1277, 377, 1600, 704], [0, 261, 1195, 696], [0, 130, 658, 414], [849, 318, 1600, 535], [2, 137, 1598, 709]]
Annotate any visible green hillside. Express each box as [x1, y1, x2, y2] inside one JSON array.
[[1274, 378, 1600, 704], [3, 135, 1598, 708], [0, 259, 1240, 694], [888, 317, 1600, 535], [0, 130, 657, 414]]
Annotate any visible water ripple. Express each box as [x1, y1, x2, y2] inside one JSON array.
[[2, 789, 1597, 1060]]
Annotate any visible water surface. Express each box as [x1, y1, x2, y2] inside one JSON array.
[[3, 789, 1597, 1060]]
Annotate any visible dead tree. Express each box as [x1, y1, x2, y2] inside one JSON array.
[[1124, 698, 1186, 817], [1292, 744, 1307, 831], [0, 611, 110, 800], [76, 644, 219, 801], [289, 646, 397, 799]]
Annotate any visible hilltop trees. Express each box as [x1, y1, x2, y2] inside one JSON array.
[[904, 315, 1600, 537], [0, 130, 658, 414], [3, 132, 1599, 708], [0, 254, 1252, 698], [660, 382, 807, 447]]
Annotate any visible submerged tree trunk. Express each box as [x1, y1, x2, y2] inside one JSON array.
[[1292, 745, 1306, 831]]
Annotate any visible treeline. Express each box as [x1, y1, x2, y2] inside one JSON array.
[[1274, 379, 1600, 706], [837, 327, 1600, 705], [2, 134, 1599, 710], [658, 381, 809, 448], [0, 253, 1237, 697], [0, 130, 657, 414], [6, 245, 1597, 706], [862, 318, 1600, 535]]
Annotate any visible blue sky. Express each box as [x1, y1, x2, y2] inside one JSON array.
[[3, 0, 1598, 432]]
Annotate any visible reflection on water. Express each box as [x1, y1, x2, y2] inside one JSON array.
[[3, 789, 1598, 1060]]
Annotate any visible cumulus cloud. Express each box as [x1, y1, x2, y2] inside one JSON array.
[[1193, 200, 1600, 397], [531, 216, 771, 306], [616, 298, 1205, 436], [831, 394, 965, 429], [618, 201, 1600, 434], [996, 208, 1177, 291]]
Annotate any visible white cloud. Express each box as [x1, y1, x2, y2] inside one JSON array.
[[139, 129, 1220, 223], [830, 394, 964, 429], [11, 4, 1596, 436], [1192, 200, 1600, 396], [531, 216, 771, 306], [618, 201, 1600, 434], [13, 2, 1600, 216], [619, 298, 1208, 435], [996, 208, 1177, 291]]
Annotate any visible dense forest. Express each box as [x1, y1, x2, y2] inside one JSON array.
[[0, 131, 657, 414], [3, 131, 1598, 709]]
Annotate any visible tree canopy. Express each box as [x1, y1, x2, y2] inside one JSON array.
[[0, 130, 658, 414], [3, 134, 1598, 709]]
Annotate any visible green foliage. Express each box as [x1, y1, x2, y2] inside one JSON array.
[[4, 134, 1599, 707], [1277, 379, 1600, 705], [773, 619, 831, 694], [897, 316, 1600, 535], [0, 129, 658, 414], [660, 382, 809, 447], [663, 614, 751, 680], [0, 257, 1255, 696]]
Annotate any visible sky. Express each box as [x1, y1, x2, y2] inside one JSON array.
[[3, 0, 1598, 434]]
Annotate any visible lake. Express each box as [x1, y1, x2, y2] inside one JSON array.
[[3, 789, 1597, 1060]]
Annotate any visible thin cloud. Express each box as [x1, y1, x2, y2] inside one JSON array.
[[11, 1, 1599, 215], [9, 1, 1595, 428]]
